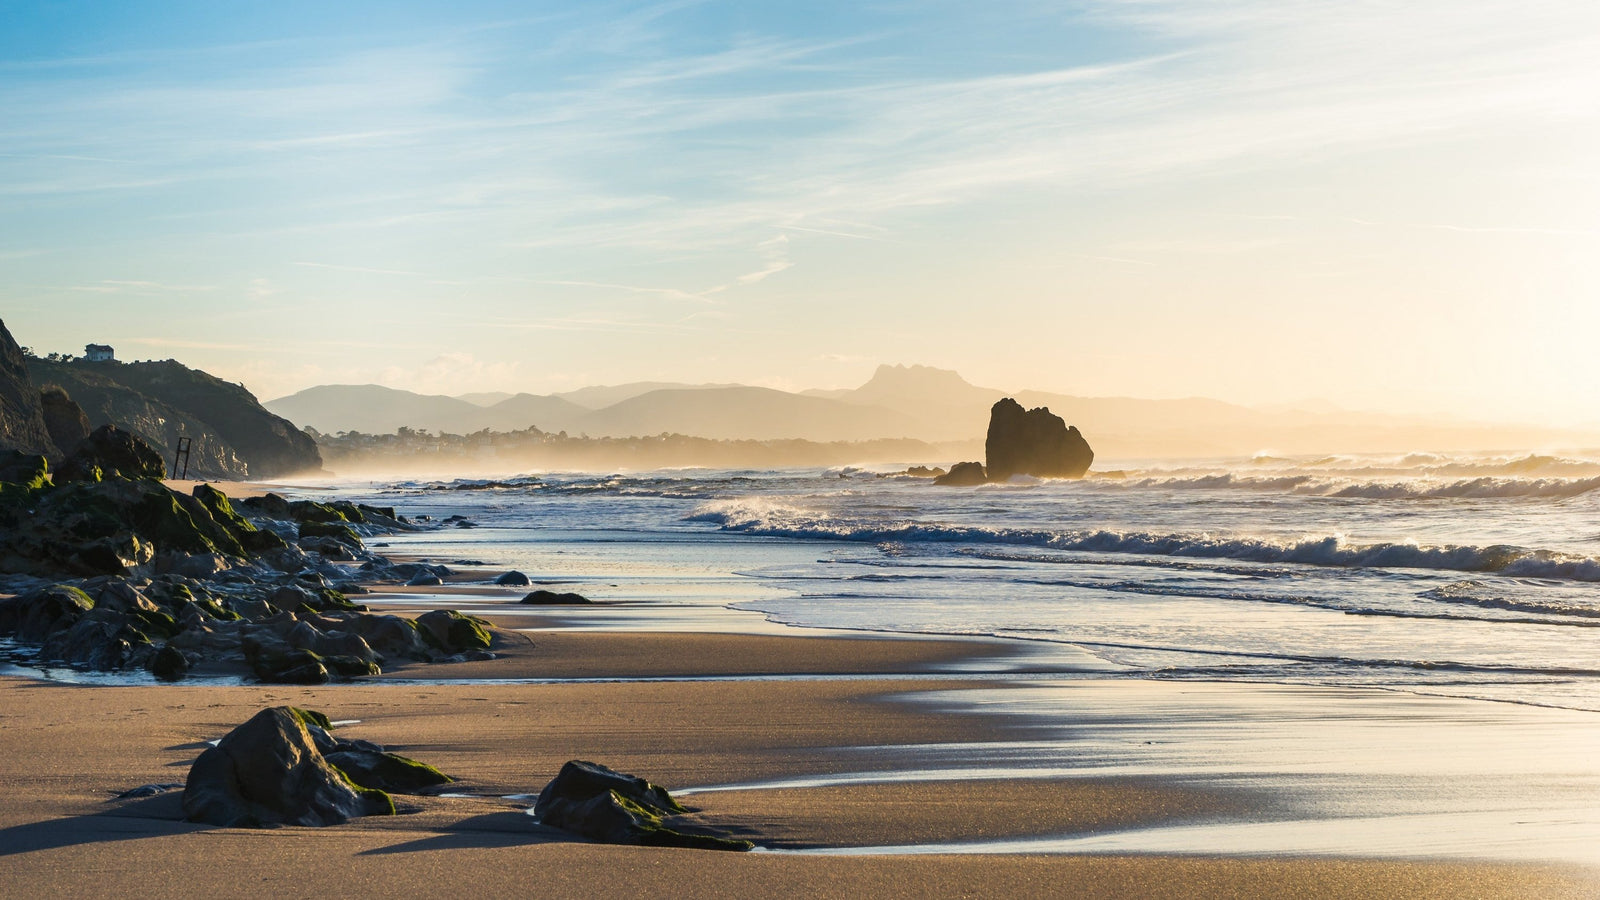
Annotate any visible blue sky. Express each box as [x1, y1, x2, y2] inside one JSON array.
[[3, 1, 1597, 424]]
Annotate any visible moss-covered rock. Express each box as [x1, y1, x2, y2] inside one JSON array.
[[56, 425, 166, 482], [192, 484, 255, 533], [415, 609, 493, 653], [533, 760, 751, 851], [325, 750, 453, 793], [0, 450, 49, 489], [288, 500, 355, 524], [299, 520, 361, 545], [182, 707, 393, 828], [0, 584, 95, 641]]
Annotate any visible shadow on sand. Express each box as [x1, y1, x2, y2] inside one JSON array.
[[0, 793, 204, 857], [357, 811, 571, 855]]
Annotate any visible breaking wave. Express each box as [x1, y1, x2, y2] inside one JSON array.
[[687, 500, 1600, 581], [1109, 472, 1600, 501]]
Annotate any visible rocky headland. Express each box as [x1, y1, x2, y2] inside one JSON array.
[[28, 354, 321, 481], [3, 317, 320, 481]]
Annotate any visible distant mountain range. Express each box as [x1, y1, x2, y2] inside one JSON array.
[[267, 364, 1600, 459]]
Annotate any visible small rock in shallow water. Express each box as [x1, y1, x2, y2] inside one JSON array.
[[520, 589, 592, 605], [149, 644, 190, 681], [116, 782, 185, 800], [494, 571, 531, 586]]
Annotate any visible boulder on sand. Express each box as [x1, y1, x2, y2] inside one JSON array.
[[534, 760, 752, 851], [182, 707, 395, 827], [983, 397, 1093, 481]]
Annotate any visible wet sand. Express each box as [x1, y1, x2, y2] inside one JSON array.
[[1, 630, 1596, 898]]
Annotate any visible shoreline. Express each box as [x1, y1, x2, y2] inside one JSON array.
[[0, 629, 1596, 898], [2, 482, 1597, 895]]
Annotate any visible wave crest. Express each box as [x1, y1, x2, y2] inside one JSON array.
[[687, 500, 1600, 581]]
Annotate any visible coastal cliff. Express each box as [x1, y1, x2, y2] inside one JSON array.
[[28, 356, 321, 479], [0, 319, 55, 457]]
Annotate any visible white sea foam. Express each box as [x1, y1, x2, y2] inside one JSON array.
[[687, 499, 1600, 580]]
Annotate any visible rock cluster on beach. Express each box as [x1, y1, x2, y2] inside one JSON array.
[[0, 426, 502, 684], [183, 706, 451, 827], [179, 709, 752, 850], [934, 397, 1094, 484]]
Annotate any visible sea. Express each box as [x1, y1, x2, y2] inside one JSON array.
[[14, 450, 1600, 861], [347, 450, 1600, 863], [370, 450, 1600, 712]]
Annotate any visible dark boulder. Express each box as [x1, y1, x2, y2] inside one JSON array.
[[39, 385, 91, 457], [520, 589, 592, 605], [0, 584, 95, 642], [149, 644, 190, 681], [182, 707, 395, 827], [242, 629, 330, 684], [239, 492, 293, 520], [349, 614, 432, 662], [37, 605, 170, 669], [391, 562, 451, 581], [494, 570, 531, 586], [323, 748, 452, 794], [932, 461, 987, 486], [984, 398, 1093, 481], [414, 609, 492, 654], [534, 760, 751, 851], [56, 425, 167, 482], [0, 449, 48, 488]]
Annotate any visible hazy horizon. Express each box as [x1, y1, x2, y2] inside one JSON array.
[[261, 362, 1596, 434], [4, 2, 1597, 429]]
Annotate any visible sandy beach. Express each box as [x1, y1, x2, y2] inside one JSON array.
[[2, 624, 1595, 899]]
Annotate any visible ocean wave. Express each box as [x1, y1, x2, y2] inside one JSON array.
[[686, 500, 1600, 581], [1105, 472, 1600, 501], [1328, 475, 1600, 500], [1421, 581, 1600, 619]]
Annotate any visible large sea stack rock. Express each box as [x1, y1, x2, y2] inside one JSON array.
[[984, 398, 1093, 481], [39, 385, 92, 455], [0, 318, 54, 457], [182, 707, 395, 827]]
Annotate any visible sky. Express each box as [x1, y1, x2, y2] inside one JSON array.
[[2, 0, 1597, 425]]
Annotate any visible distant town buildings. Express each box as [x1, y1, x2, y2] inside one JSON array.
[[84, 343, 115, 362]]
